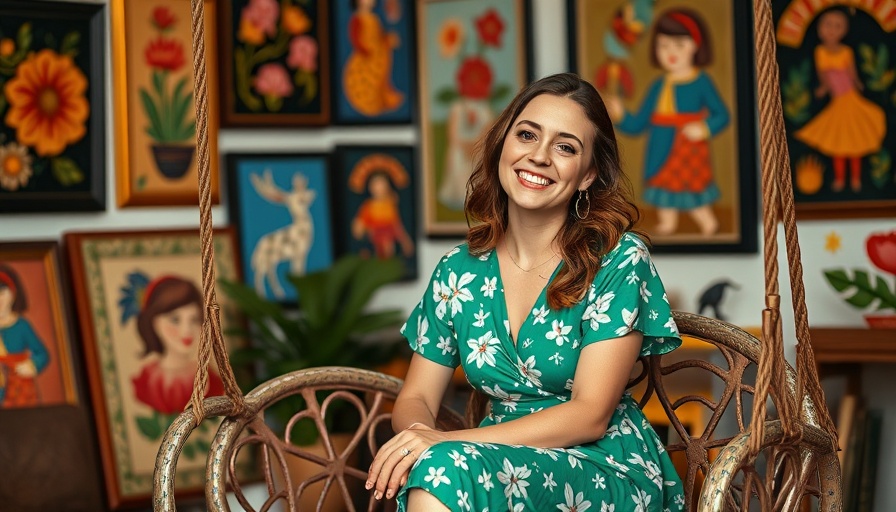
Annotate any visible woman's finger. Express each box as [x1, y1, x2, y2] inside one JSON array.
[[384, 451, 419, 499], [372, 444, 419, 499]]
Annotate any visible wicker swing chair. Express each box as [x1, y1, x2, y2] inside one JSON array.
[[153, 1, 842, 510]]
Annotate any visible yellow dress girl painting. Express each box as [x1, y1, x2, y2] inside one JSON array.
[[342, 0, 404, 116], [794, 9, 886, 192]]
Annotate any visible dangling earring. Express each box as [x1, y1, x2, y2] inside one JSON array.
[[574, 189, 591, 220]]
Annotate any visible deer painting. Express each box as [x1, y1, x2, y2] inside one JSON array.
[[249, 169, 315, 298]]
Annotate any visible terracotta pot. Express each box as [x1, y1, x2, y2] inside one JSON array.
[[275, 432, 362, 512], [863, 314, 896, 329]]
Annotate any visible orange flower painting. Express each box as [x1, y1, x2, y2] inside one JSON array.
[[0, 2, 105, 213]]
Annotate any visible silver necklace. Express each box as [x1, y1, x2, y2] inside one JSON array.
[[504, 240, 558, 279]]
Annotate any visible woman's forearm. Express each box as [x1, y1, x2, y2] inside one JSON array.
[[442, 398, 608, 448], [391, 395, 438, 432]]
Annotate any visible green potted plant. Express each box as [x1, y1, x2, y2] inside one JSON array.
[[219, 254, 409, 442]]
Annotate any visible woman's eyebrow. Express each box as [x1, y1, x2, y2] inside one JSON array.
[[515, 120, 585, 149]]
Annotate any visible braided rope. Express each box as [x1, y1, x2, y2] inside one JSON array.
[[187, 0, 245, 422], [749, 0, 837, 454]]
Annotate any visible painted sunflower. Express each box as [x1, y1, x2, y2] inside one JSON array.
[[0, 142, 34, 191], [4, 49, 89, 157]]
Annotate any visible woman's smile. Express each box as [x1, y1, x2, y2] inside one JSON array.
[[516, 169, 553, 188]]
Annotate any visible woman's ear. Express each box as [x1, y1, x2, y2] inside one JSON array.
[[579, 167, 598, 191]]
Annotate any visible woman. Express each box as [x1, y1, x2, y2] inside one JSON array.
[[605, 9, 729, 236], [368, 73, 684, 511], [343, 0, 404, 116], [0, 264, 49, 408], [131, 275, 223, 415]]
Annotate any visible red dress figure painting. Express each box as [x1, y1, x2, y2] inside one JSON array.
[[0, 265, 49, 408]]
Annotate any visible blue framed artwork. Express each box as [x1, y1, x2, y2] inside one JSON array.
[[227, 153, 334, 303], [332, 145, 418, 280], [330, 0, 416, 124]]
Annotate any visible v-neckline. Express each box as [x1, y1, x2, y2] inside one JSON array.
[[491, 249, 562, 350]]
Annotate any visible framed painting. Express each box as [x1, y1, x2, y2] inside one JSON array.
[[219, 0, 331, 126], [65, 227, 248, 510], [332, 145, 418, 280], [112, 0, 221, 207], [0, 241, 105, 509], [774, 1, 896, 219], [568, 0, 758, 254], [330, 0, 417, 125], [226, 152, 334, 303], [0, 0, 106, 213], [418, 0, 533, 236]]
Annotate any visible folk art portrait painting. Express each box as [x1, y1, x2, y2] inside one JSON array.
[[568, 0, 758, 253], [333, 145, 418, 280], [0, 243, 77, 410], [418, 0, 532, 236], [220, 0, 330, 126], [227, 153, 334, 303], [66, 229, 248, 509], [0, 0, 106, 213], [112, 0, 221, 207], [330, 0, 416, 124], [774, 0, 896, 219]]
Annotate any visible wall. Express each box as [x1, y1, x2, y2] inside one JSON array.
[[5, 1, 893, 510]]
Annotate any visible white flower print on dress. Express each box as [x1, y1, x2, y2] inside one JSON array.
[[478, 250, 492, 261], [605, 455, 630, 473], [614, 308, 639, 337], [517, 355, 543, 387], [664, 317, 679, 334], [424, 466, 451, 487], [631, 489, 652, 511], [463, 444, 482, 460], [627, 453, 663, 488], [639, 281, 652, 302], [649, 309, 659, 320], [549, 352, 564, 365], [481, 276, 497, 298], [457, 489, 471, 510], [543, 472, 557, 491], [450, 450, 469, 470], [443, 247, 460, 260], [600, 502, 615, 512], [474, 308, 490, 327], [545, 320, 572, 346], [583, 292, 614, 330], [497, 459, 531, 500], [564, 379, 574, 391], [532, 305, 549, 324], [557, 483, 592, 512], [625, 270, 640, 285], [482, 384, 522, 412], [478, 469, 494, 491], [466, 331, 499, 368], [592, 473, 606, 489], [437, 335, 456, 356], [415, 316, 430, 353], [534, 447, 560, 461], [410, 449, 432, 470]]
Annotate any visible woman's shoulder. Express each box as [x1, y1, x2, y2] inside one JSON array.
[[602, 232, 650, 261]]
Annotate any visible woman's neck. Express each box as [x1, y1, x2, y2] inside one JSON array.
[[504, 207, 565, 266], [0, 312, 18, 329], [667, 67, 697, 82]]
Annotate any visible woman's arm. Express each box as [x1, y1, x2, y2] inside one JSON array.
[[391, 353, 455, 432]]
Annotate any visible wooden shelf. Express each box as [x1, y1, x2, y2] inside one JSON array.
[[809, 328, 896, 364]]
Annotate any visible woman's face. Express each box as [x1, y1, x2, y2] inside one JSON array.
[[498, 94, 596, 219], [818, 12, 847, 45], [656, 33, 698, 73], [152, 302, 202, 358], [0, 287, 13, 315], [369, 174, 391, 198]]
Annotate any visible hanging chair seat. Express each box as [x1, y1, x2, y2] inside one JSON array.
[[152, 312, 840, 511]]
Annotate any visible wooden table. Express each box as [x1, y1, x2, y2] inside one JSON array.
[[810, 327, 896, 394]]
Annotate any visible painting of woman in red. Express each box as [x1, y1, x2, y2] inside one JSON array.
[[0, 264, 49, 408], [120, 273, 223, 425]]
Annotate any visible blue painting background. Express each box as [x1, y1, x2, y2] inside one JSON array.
[[233, 156, 333, 302], [332, 0, 415, 123]]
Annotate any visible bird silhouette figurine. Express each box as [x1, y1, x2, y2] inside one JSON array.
[[697, 280, 740, 321]]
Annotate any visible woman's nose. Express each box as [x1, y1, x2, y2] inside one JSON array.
[[528, 142, 551, 165]]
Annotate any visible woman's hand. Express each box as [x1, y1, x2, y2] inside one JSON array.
[[682, 121, 708, 141], [604, 95, 624, 122], [366, 423, 449, 501], [14, 359, 37, 377]]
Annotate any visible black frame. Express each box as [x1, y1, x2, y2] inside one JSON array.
[[0, 0, 106, 213]]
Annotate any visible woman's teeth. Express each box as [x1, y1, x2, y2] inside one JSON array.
[[518, 170, 550, 186]]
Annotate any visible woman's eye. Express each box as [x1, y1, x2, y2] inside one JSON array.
[[557, 143, 576, 155], [517, 130, 535, 141]]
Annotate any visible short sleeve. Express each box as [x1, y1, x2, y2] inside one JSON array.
[[580, 234, 681, 356], [399, 257, 461, 368]]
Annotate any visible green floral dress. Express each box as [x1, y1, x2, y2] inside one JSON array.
[[396, 233, 685, 512]]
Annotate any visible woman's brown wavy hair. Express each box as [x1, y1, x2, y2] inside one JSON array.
[[465, 72, 643, 310]]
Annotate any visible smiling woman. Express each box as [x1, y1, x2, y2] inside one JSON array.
[[367, 73, 685, 512]]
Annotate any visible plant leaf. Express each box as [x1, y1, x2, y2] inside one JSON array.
[[139, 89, 165, 140], [436, 88, 459, 104], [16, 23, 32, 55], [60, 31, 80, 56], [823, 268, 892, 309], [137, 415, 162, 439], [51, 157, 85, 186]]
